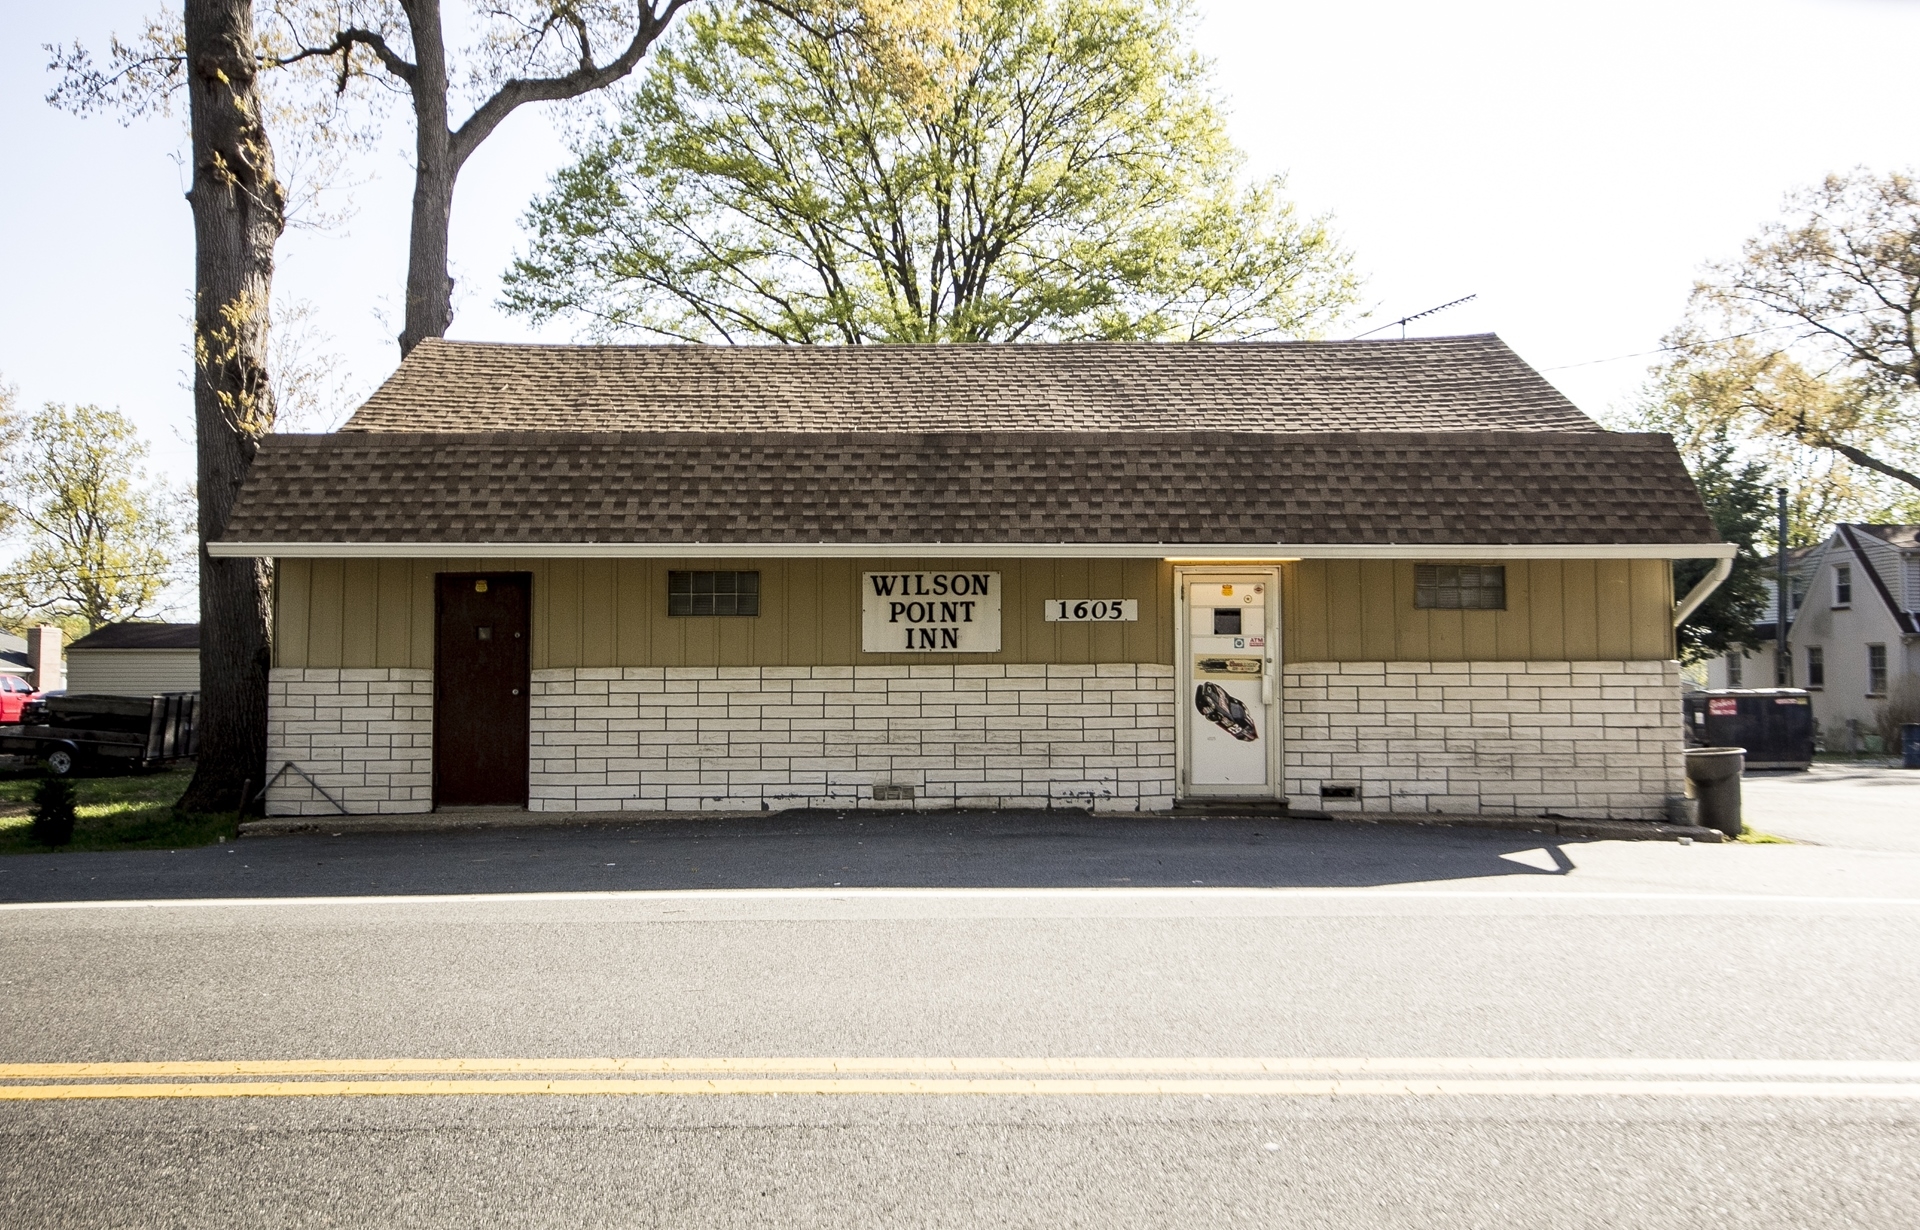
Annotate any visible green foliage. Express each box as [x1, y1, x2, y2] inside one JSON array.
[[28, 777, 77, 847], [0, 767, 228, 855], [503, 0, 1358, 344], [1672, 440, 1773, 666], [0, 402, 187, 633], [1661, 169, 1920, 505]]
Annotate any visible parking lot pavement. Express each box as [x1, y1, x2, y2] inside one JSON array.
[[1741, 765, 1920, 853]]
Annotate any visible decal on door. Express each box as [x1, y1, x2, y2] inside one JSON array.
[[1196, 682, 1258, 741]]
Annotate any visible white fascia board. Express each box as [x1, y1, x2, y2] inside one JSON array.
[[209, 540, 1738, 561]]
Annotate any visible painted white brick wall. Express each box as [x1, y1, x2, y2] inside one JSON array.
[[1282, 660, 1684, 820], [264, 667, 434, 816], [261, 659, 1681, 820], [528, 663, 1178, 813]]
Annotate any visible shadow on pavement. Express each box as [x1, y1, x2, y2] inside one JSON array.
[[0, 810, 1590, 903]]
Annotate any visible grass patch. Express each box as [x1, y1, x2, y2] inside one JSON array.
[[1736, 828, 1795, 844], [0, 765, 233, 854]]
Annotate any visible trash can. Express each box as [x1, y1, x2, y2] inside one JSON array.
[[1684, 746, 1746, 837], [1903, 723, 1920, 770]]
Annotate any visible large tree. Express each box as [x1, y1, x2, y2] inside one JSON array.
[[0, 404, 188, 635], [183, 0, 285, 813], [1670, 440, 1772, 666], [502, 0, 1357, 343], [52, 1, 695, 355], [1661, 170, 1920, 502]]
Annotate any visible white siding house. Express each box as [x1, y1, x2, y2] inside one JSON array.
[[64, 623, 200, 696], [1708, 527, 1920, 748]]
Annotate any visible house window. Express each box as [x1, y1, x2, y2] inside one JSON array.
[[1726, 653, 1743, 688], [1415, 564, 1506, 610], [668, 570, 760, 616], [1805, 646, 1824, 689], [1834, 564, 1852, 606], [1867, 644, 1887, 696]]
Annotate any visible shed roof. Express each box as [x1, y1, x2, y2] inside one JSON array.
[[216, 429, 1720, 555], [343, 335, 1601, 435], [68, 623, 200, 651]]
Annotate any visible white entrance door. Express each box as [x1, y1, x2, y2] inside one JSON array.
[[1177, 570, 1280, 798]]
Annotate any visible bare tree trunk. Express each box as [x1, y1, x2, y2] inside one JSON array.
[[179, 0, 284, 815], [398, 0, 454, 356]]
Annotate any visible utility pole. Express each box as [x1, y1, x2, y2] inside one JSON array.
[[1776, 487, 1790, 687]]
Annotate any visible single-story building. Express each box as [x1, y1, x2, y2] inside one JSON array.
[[64, 622, 200, 696], [212, 336, 1731, 819]]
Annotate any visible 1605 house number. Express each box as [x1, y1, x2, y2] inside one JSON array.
[[1043, 600, 1139, 622], [862, 572, 1003, 653]]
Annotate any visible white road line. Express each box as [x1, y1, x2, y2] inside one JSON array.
[[5, 1077, 1920, 1101], [3, 887, 1920, 912], [6, 1057, 1919, 1079]]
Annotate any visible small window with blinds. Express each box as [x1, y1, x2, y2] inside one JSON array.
[[668, 571, 760, 617], [1414, 565, 1507, 610]]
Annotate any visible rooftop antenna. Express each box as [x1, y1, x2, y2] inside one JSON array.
[[1350, 294, 1479, 341]]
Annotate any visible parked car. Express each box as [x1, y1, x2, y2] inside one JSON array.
[[0, 674, 39, 722]]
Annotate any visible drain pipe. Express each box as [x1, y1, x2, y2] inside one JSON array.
[[1672, 551, 1736, 629]]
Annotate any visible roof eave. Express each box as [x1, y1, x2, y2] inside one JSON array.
[[211, 540, 1736, 561]]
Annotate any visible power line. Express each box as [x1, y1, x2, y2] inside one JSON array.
[[1349, 294, 1478, 341], [1540, 311, 1871, 373]]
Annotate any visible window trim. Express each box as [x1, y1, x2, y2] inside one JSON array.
[[1866, 643, 1888, 697], [1833, 563, 1853, 608], [1804, 645, 1824, 690]]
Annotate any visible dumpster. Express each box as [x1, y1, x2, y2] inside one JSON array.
[[1684, 746, 1745, 837], [1904, 723, 1920, 770], [1682, 689, 1814, 770]]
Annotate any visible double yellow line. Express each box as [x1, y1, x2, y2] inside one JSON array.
[[4, 1057, 1919, 1101]]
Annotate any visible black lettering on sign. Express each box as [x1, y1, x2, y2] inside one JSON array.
[[871, 575, 899, 597], [940, 627, 959, 649], [889, 601, 907, 623]]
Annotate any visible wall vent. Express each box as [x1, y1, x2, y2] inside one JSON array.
[[872, 784, 916, 802], [1319, 783, 1359, 800]]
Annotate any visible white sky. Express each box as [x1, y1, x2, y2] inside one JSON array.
[[4, 0, 1918, 487]]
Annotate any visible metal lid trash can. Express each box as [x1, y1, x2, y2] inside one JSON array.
[[1684, 746, 1746, 837]]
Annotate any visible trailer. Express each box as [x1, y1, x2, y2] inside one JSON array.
[[0, 692, 199, 776]]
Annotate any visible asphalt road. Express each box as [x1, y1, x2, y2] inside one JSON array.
[[3, 809, 1918, 1228], [1742, 763, 1920, 852]]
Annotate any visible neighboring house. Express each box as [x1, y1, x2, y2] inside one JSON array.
[[0, 627, 66, 692], [210, 335, 1730, 820], [64, 622, 200, 696], [1708, 525, 1920, 743], [1703, 544, 1821, 691]]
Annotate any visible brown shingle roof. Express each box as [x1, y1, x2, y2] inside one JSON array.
[[220, 430, 1717, 548], [342, 335, 1600, 434]]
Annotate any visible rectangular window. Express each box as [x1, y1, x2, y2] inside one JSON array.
[[1805, 646, 1824, 689], [1726, 653, 1743, 688], [1414, 564, 1506, 610], [1867, 644, 1887, 696], [1834, 564, 1852, 606], [668, 570, 760, 617]]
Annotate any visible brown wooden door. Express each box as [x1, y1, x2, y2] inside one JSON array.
[[434, 572, 531, 807]]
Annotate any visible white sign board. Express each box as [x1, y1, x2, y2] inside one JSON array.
[[862, 572, 1002, 653], [1043, 599, 1138, 622]]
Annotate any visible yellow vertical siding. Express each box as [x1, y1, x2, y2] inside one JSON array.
[[271, 555, 1675, 669]]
